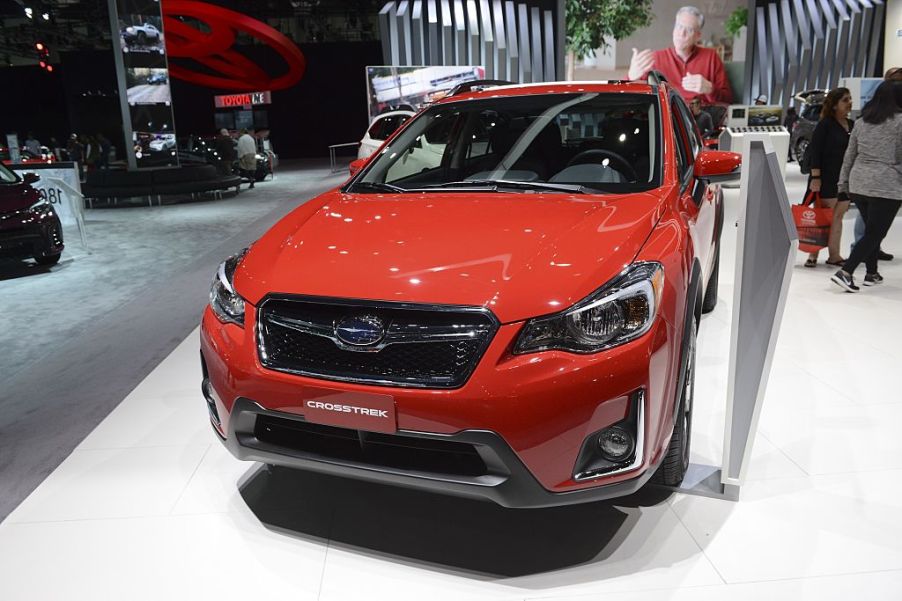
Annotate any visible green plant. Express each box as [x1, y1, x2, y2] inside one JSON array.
[[566, 0, 654, 60], [725, 6, 748, 37]]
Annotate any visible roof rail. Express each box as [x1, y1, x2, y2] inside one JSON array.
[[647, 70, 668, 86], [448, 79, 516, 97]]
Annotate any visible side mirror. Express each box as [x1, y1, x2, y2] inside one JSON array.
[[349, 158, 366, 176], [694, 150, 741, 183], [23, 172, 40, 185]]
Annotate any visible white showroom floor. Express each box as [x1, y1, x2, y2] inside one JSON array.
[[2, 164, 902, 600]]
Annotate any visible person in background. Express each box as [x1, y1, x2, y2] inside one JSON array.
[[67, 134, 84, 180], [236, 128, 257, 189], [754, 94, 767, 105], [628, 6, 732, 104], [783, 106, 798, 130], [831, 80, 902, 291], [96, 133, 111, 170], [851, 66, 902, 261], [688, 96, 714, 137], [214, 128, 236, 176], [804, 87, 853, 268], [783, 107, 799, 161], [24, 132, 41, 157], [82, 134, 96, 171], [49, 136, 62, 161]]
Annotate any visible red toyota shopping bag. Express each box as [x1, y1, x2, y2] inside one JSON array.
[[792, 191, 833, 253]]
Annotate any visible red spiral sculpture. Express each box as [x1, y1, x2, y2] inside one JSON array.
[[162, 0, 306, 90]]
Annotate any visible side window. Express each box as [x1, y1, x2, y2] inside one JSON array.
[[802, 104, 820, 121], [673, 96, 701, 159], [466, 112, 495, 160], [367, 117, 386, 139], [671, 111, 688, 179], [381, 115, 409, 140], [424, 116, 454, 145], [384, 113, 457, 182], [368, 115, 408, 141]]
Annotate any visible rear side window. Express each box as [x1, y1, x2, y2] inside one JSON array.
[[368, 115, 410, 141], [801, 104, 821, 121]]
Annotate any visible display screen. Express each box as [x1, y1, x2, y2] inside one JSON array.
[[747, 106, 783, 126], [129, 105, 177, 166], [114, 0, 178, 168]]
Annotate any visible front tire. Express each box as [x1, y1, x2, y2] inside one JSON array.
[[654, 319, 696, 486], [34, 253, 61, 266]]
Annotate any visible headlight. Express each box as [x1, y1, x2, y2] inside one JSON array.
[[210, 248, 248, 326], [514, 262, 664, 354]]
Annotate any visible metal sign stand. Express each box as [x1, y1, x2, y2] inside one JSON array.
[[673, 135, 798, 501]]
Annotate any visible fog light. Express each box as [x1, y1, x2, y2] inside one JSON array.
[[598, 427, 635, 461]]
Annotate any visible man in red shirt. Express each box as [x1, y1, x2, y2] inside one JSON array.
[[628, 6, 732, 105]]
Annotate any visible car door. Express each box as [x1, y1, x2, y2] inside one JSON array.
[[670, 94, 716, 284]]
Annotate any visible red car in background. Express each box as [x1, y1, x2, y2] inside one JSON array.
[[0, 146, 56, 166], [201, 80, 740, 507], [0, 164, 64, 265]]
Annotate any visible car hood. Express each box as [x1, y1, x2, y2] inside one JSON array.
[[0, 182, 40, 213], [236, 189, 666, 323]]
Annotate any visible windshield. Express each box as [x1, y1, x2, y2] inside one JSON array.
[[349, 92, 660, 194], [0, 161, 19, 184]]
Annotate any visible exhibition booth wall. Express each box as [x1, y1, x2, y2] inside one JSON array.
[[0, 41, 383, 161]]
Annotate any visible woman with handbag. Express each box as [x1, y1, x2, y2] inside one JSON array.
[[831, 80, 902, 292], [804, 87, 853, 268]]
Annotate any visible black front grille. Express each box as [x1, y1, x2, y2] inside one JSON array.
[[257, 298, 497, 388], [254, 414, 489, 477]]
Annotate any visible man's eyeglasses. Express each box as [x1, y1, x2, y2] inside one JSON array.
[[674, 23, 700, 35]]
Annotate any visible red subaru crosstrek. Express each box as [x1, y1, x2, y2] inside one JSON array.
[[200, 81, 740, 508]]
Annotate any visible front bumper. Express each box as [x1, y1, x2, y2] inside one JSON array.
[[206, 395, 662, 508], [200, 302, 680, 507], [0, 210, 64, 260]]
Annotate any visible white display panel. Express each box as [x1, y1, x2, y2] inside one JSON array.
[[364, 65, 485, 121]]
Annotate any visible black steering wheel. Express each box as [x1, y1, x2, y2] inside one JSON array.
[[565, 149, 637, 182]]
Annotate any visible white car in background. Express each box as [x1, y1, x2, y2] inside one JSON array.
[[122, 23, 162, 44], [149, 135, 176, 152], [357, 109, 415, 159]]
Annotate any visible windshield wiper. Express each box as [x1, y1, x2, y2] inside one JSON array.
[[417, 179, 597, 194], [350, 181, 410, 193]]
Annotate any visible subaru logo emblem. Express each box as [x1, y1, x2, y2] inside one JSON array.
[[334, 315, 386, 347]]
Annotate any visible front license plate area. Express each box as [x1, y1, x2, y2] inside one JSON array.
[[301, 386, 397, 433]]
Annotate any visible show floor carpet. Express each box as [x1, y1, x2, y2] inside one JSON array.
[[0, 160, 348, 520], [1, 164, 901, 599]]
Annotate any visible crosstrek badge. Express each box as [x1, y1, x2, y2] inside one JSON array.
[[300, 386, 397, 433]]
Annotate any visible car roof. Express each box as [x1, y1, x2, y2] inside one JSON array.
[[435, 81, 658, 104]]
